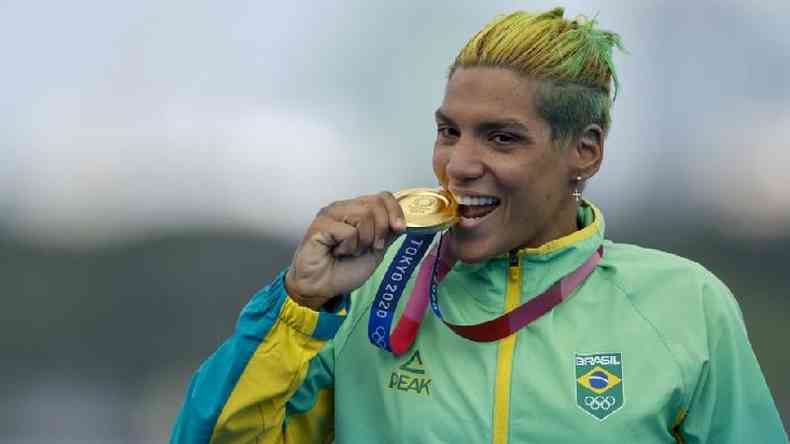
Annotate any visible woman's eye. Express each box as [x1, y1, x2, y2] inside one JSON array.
[[492, 133, 519, 144], [437, 126, 458, 138]]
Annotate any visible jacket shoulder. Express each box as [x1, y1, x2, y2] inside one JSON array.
[[599, 240, 741, 332], [600, 241, 742, 352], [599, 240, 729, 303]]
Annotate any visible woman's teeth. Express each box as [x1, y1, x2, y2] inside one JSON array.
[[456, 195, 501, 220], [456, 196, 500, 206]]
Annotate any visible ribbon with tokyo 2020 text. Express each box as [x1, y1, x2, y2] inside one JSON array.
[[368, 232, 434, 352]]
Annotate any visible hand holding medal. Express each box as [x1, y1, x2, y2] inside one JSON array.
[[285, 189, 458, 310]]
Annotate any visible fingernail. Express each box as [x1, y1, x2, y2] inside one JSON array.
[[375, 238, 385, 250], [396, 218, 405, 230]]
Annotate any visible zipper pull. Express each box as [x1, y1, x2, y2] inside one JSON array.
[[508, 249, 519, 268], [508, 249, 520, 281]]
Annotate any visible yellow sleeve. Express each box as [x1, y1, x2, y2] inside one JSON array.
[[170, 272, 346, 444]]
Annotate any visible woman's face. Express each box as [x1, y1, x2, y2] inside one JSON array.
[[433, 67, 582, 263]]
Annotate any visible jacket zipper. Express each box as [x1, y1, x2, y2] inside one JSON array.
[[508, 249, 520, 282], [508, 249, 519, 269], [493, 249, 522, 444]]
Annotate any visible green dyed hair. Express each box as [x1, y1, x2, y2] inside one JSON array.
[[450, 8, 625, 144]]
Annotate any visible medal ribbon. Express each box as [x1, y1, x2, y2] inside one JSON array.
[[367, 232, 434, 352], [427, 235, 603, 343], [370, 233, 603, 354]]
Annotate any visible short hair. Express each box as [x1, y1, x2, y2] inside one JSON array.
[[450, 8, 624, 145]]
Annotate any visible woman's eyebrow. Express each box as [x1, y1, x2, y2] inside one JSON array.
[[435, 110, 529, 133], [477, 119, 530, 133], [434, 109, 455, 124], [478, 119, 534, 143]]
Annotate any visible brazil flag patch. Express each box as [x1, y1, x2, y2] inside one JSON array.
[[575, 352, 624, 421]]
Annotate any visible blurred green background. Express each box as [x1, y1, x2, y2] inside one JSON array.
[[1, 0, 788, 442]]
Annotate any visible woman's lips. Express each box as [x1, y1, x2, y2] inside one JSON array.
[[459, 203, 499, 218], [457, 203, 499, 229], [451, 193, 501, 230]]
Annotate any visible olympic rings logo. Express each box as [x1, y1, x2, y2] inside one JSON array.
[[584, 395, 616, 411], [370, 326, 387, 346]]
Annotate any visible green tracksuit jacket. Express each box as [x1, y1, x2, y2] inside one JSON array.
[[171, 202, 788, 443]]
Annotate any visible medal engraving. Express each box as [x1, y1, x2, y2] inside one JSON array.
[[394, 188, 459, 233], [406, 196, 440, 215]]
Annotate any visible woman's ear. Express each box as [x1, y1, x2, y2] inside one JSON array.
[[573, 124, 604, 178]]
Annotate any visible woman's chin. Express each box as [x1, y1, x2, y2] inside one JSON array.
[[443, 231, 499, 264]]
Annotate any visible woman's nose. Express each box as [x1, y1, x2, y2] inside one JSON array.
[[445, 141, 484, 183]]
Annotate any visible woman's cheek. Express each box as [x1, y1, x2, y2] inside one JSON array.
[[432, 148, 449, 186]]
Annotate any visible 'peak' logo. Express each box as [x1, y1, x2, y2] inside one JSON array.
[[387, 350, 431, 396]]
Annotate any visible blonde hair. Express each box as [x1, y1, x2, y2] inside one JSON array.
[[450, 8, 624, 142]]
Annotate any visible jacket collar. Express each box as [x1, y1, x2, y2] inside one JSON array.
[[454, 200, 604, 269], [519, 200, 603, 259], [451, 200, 604, 305]]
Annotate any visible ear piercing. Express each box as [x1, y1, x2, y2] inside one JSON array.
[[572, 176, 583, 202]]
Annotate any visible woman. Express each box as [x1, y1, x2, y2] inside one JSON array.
[[171, 8, 788, 443]]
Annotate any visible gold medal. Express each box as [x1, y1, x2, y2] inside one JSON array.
[[394, 188, 459, 233]]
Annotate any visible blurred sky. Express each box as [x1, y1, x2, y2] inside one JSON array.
[[1, 0, 788, 248], [2, 1, 789, 442]]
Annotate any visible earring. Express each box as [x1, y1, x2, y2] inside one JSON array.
[[571, 176, 583, 202]]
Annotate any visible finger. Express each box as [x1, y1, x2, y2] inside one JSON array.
[[367, 196, 391, 250], [311, 218, 359, 257], [378, 191, 406, 233], [346, 207, 376, 255], [319, 200, 352, 222], [326, 200, 379, 254]]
